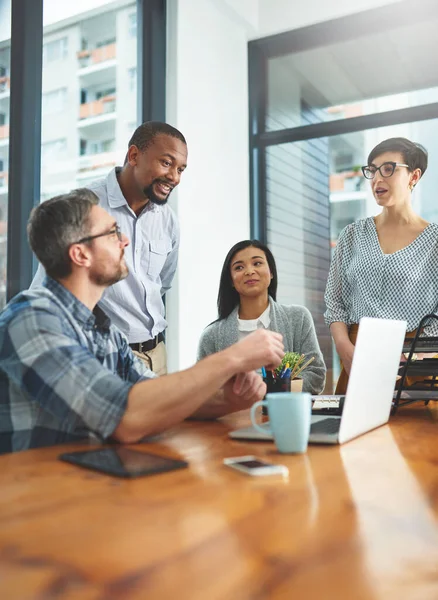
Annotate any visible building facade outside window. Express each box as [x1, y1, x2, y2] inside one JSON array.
[[42, 88, 67, 115], [0, 0, 10, 310], [39, 1, 137, 200], [250, 3, 438, 391], [42, 36, 68, 64]]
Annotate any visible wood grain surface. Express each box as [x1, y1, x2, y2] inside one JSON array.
[[1, 405, 438, 600]]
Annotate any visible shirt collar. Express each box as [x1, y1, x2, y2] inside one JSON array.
[[258, 304, 271, 328], [237, 304, 271, 331], [42, 276, 111, 331], [107, 167, 159, 214], [107, 167, 128, 209]]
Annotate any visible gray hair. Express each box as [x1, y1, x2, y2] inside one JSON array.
[[27, 188, 99, 279]]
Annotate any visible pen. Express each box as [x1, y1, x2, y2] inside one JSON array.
[[261, 366, 266, 378], [280, 363, 290, 378]]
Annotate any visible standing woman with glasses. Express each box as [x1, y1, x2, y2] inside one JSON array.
[[325, 137, 438, 394]]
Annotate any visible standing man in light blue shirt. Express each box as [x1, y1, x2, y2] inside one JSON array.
[[32, 121, 187, 375]]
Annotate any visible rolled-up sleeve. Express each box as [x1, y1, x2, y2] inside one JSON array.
[[324, 226, 351, 327], [422, 310, 438, 337], [160, 218, 180, 295], [6, 309, 133, 439]]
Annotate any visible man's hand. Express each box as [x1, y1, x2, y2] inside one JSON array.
[[226, 329, 284, 373], [223, 371, 266, 412]]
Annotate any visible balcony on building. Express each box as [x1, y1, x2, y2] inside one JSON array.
[[77, 11, 117, 80], [0, 76, 10, 99], [79, 94, 116, 119], [76, 134, 117, 181], [78, 83, 117, 129], [0, 49, 10, 100], [77, 142, 118, 182], [77, 42, 116, 69], [0, 124, 9, 147], [0, 170, 7, 196]]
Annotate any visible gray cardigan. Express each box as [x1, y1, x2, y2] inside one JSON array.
[[197, 297, 326, 394]]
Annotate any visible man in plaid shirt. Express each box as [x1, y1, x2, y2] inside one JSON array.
[[0, 189, 284, 453]]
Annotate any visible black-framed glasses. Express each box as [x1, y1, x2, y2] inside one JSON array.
[[74, 224, 123, 245], [361, 161, 409, 180]]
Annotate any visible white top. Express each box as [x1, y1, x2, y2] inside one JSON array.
[[324, 217, 438, 335], [237, 304, 271, 340], [31, 168, 180, 343]]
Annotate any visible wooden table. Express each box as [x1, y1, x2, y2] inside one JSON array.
[[2, 406, 438, 600]]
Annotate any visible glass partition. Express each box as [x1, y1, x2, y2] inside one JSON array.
[[267, 15, 438, 132]]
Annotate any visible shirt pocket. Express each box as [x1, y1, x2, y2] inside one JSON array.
[[148, 239, 171, 277]]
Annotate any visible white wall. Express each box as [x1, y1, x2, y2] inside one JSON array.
[[166, 0, 254, 371]]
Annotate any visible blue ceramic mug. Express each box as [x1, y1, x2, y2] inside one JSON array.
[[250, 392, 312, 453]]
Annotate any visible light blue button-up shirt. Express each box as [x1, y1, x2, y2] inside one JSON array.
[[32, 168, 180, 344]]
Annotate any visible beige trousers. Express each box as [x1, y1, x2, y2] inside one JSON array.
[[132, 340, 167, 376]]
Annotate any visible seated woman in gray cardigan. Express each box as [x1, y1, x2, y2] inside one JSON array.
[[197, 240, 326, 394]]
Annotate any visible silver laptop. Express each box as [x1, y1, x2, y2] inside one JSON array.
[[229, 317, 406, 445]]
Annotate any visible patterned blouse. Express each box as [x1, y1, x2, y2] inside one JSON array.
[[324, 217, 438, 335]]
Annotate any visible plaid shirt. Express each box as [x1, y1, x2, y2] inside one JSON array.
[[0, 277, 155, 453]]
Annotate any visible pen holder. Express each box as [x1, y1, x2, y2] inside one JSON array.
[[262, 376, 291, 416], [290, 378, 303, 393]]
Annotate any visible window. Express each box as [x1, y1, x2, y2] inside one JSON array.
[[96, 38, 116, 48], [43, 37, 68, 64], [42, 88, 67, 115], [41, 2, 137, 202], [128, 67, 136, 92], [96, 87, 116, 100], [80, 139, 115, 156], [128, 12, 136, 38], [249, 2, 438, 392]]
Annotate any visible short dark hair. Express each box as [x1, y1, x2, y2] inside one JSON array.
[[217, 240, 278, 321], [367, 137, 428, 178], [128, 121, 186, 152], [27, 189, 99, 279]]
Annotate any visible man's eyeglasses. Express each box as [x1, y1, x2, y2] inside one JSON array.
[[361, 161, 409, 180], [74, 224, 123, 245]]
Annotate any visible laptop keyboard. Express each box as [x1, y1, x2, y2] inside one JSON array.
[[310, 418, 341, 435], [311, 395, 345, 416]]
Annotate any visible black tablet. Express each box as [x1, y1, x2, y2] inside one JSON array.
[[59, 447, 188, 478]]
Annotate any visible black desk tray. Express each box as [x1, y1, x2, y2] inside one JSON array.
[[400, 359, 438, 377], [393, 314, 438, 414], [402, 336, 438, 353]]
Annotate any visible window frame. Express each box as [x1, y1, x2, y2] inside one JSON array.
[[6, 0, 167, 301], [248, 0, 438, 240]]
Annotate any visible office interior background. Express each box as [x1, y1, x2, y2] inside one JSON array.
[[1, 0, 438, 390]]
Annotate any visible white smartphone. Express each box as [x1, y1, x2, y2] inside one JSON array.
[[223, 455, 288, 477]]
